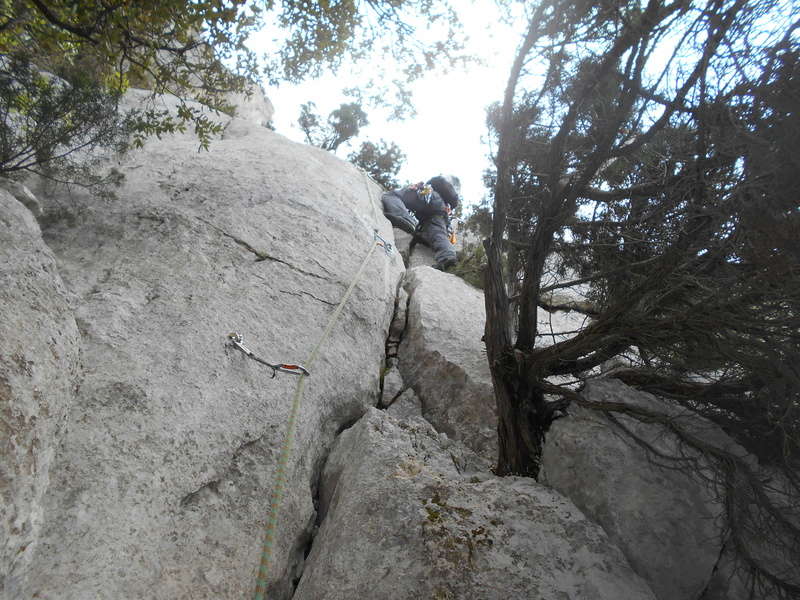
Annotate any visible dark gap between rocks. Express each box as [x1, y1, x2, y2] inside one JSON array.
[[379, 273, 410, 409], [289, 411, 366, 598]]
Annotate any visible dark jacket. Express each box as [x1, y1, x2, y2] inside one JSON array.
[[395, 178, 459, 221]]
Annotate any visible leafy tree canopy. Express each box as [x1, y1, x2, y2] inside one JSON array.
[[299, 100, 369, 152], [348, 139, 405, 189], [298, 100, 406, 189], [0, 0, 464, 181]]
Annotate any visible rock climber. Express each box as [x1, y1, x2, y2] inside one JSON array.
[[381, 175, 461, 271]]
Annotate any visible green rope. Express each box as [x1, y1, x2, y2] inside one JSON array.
[[253, 238, 381, 600], [360, 168, 381, 226]]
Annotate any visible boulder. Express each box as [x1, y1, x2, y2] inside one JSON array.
[[0, 178, 42, 217], [408, 236, 436, 269], [398, 267, 589, 460], [385, 388, 422, 420], [541, 379, 748, 600], [380, 365, 405, 407], [0, 191, 80, 595], [11, 93, 403, 599], [399, 267, 497, 459], [294, 408, 657, 600], [539, 254, 597, 314], [227, 83, 275, 127]]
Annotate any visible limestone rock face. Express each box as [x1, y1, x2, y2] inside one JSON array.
[[385, 388, 422, 420], [11, 99, 403, 599], [0, 178, 41, 216], [0, 191, 81, 595], [294, 408, 657, 600], [399, 267, 497, 459], [397, 266, 589, 461], [541, 379, 743, 600], [228, 83, 275, 126]]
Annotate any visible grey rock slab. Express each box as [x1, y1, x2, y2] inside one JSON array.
[[385, 388, 421, 420], [0, 192, 80, 596], [0, 178, 42, 217], [540, 254, 597, 314], [19, 97, 404, 600], [380, 365, 405, 408], [397, 267, 591, 461], [408, 237, 436, 269], [228, 83, 275, 126], [399, 267, 497, 460], [391, 228, 413, 266], [294, 408, 657, 600], [541, 379, 739, 600]]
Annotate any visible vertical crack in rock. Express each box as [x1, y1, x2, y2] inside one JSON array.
[[379, 275, 410, 408], [289, 415, 362, 598], [696, 534, 733, 600]]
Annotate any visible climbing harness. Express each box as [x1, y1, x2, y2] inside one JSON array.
[[251, 225, 393, 600], [448, 217, 461, 245], [227, 333, 309, 377], [411, 181, 433, 204]]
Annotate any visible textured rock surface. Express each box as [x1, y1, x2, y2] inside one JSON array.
[[399, 267, 496, 459], [380, 365, 405, 407], [385, 388, 421, 420], [398, 267, 588, 460], [294, 408, 657, 600], [0, 178, 41, 216], [391, 227, 444, 270], [408, 240, 437, 269], [228, 83, 275, 126], [541, 379, 741, 600], [0, 191, 81, 595], [11, 93, 403, 599]]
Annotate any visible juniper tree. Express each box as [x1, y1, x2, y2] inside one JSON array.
[[484, 0, 799, 596]]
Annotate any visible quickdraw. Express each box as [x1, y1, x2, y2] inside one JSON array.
[[373, 229, 394, 255], [251, 233, 385, 600], [227, 333, 309, 377]]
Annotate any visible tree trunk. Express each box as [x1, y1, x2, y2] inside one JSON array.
[[490, 357, 547, 478]]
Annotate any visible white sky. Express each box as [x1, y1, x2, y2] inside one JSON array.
[[249, 2, 526, 211]]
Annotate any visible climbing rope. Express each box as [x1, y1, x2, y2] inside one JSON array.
[[360, 168, 381, 226], [252, 229, 392, 600]]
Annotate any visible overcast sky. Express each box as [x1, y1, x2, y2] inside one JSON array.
[[250, 2, 526, 211]]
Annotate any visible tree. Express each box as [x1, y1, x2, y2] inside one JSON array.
[[348, 139, 405, 189], [299, 101, 406, 188], [0, 1, 463, 181], [1, 1, 261, 165], [484, 0, 799, 596], [299, 101, 369, 152]]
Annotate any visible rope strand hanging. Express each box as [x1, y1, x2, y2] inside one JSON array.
[[250, 228, 391, 600]]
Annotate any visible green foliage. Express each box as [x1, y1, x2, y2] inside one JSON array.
[[0, 51, 130, 184], [3, 1, 259, 144], [1, 0, 465, 182], [265, 1, 467, 116], [348, 139, 405, 189], [448, 242, 487, 290], [299, 100, 407, 189], [299, 100, 369, 152]]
